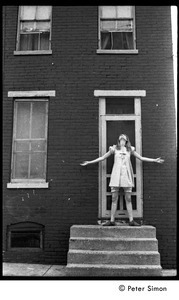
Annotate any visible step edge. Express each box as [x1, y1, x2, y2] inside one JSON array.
[[70, 237, 158, 241], [68, 250, 160, 255], [67, 264, 162, 269], [71, 225, 155, 229]]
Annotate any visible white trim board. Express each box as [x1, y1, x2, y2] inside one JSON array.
[[8, 91, 56, 97], [14, 50, 52, 55], [7, 182, 49, 189], [96, 50, 139, 54], [94, 90, 146, 97]]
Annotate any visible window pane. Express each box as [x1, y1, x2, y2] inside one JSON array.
[[116, 20, 133, 32], [101, 32, 111, 49], [123, 196, 127, 210], [30, 153, 45, 178], [21, 21, 50, 32], [101, 20, 133, 32], [20, 21, 36, 32], [107, 195, 120, 210], [20, 33, 39, 50], [15, 141, 29, 152], [100, 6, 116, 18], [20, 6, 37, 20], [13, 153, 29, 179], [131, 195, 137, 210], [107, 177, 111, 192], [132, 177, 136, 192], [112, 32, 123, 49], [123, 195, 136, 210], [16, 102, 31, 138], [36, 21, 50, 31], [40, 32, 50, 50], [113, 32, 134, 49], [116, 6, 133, 18], [100, 6, 133, 19], [11, 231, 41, 248], [31, 140, 46, 151], [31, 102, 47, 138], [101, 20, 116, 31], [36, 6, 51, 20], [106, 98, 134, 114], [107, 195, 111, 210]]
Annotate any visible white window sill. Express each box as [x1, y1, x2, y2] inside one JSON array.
[[7, 182, 49, 189], [13, 50, 52, 55], [96, 49, 139, 54]]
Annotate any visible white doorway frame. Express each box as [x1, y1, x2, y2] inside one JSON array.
[[94, 90, 146, 219]]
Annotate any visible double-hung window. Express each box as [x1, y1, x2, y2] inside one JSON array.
[[9, 99, 48, 187], [15, 6, 52, 54], [98, 6, 138, 53]]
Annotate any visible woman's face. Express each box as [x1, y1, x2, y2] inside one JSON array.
[[119, 138, 126, 147]]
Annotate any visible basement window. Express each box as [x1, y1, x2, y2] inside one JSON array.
[[7, 222, 44, 250], [14, 6, 52, 55]]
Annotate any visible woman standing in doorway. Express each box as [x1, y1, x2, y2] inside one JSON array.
[[80, 134, 164, 226]]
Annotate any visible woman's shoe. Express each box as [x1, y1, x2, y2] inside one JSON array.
[[102, 220, 116, 226], [129, 220, 141, 226]]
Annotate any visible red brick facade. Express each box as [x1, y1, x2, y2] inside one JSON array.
[[3, 6, 176, 268]]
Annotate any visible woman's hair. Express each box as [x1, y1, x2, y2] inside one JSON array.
[[116, 134, 132, 152]]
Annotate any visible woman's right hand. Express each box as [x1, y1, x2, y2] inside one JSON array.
[[80, 161, 89, 166]]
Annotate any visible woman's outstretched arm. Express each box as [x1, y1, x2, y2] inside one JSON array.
[[133, 151, 164, 163], [80, 150, 112, 166]]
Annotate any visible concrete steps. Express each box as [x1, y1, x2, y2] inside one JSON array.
[[68, 250, 160, 265], [66, 264, 162, 277], [66, 225, 162, 277], [69, 237, 158, 251], [70, 225, 157, 238]]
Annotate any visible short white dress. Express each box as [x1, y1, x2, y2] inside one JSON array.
[[108, 145, 135, 188]]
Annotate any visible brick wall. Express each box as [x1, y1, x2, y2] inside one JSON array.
[[3, 6, 176, 268]]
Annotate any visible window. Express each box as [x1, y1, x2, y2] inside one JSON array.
[[15, 6, 52, 54], [7, 222, 44, 250], [11, 231, 41, 248], [98, 6, 137, 53], [106, 97, 134, 114], [10, 100, 48, 184]]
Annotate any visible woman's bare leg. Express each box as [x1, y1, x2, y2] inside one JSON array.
[[110, 191, 119, 222], [125, 192, 133, 222]]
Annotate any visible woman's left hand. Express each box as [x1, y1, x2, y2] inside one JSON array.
[[80, 161, 89, 166], [155, 157, 165, 163]]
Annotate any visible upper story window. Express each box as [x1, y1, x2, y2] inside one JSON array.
[[15, 6, 52, 54], [98, 6, 138, 54]]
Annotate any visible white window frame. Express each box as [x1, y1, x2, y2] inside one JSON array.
[[14, 6, 52, 55], [7, 90, 56, 189], [97, 6, 138, 54], [94, 90, 146, 219]]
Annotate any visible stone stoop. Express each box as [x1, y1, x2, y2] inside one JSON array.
[[66, 225, 162, 277]]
